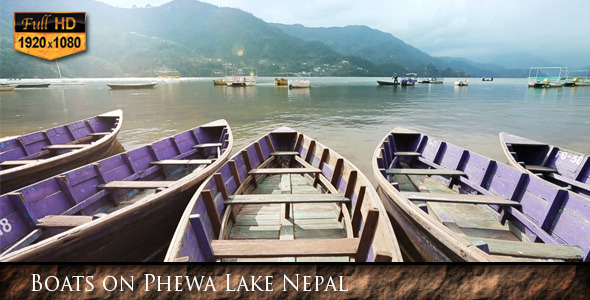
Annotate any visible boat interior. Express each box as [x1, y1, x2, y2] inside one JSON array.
[[379, 130, 587, 261]]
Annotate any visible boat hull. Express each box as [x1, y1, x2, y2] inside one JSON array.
[[166, 127, 402, 262], [0, 110, 123, 194], [377, 80, 399, 86], [107, 83, 156, 89], [373, 127, 588, 262], [0, 120, 233, 262]]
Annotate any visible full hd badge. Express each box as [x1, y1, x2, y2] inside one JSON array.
[[14, 12, 86, 60]]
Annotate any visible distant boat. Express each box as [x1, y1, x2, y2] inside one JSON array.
[[288, 79, 310, 89], [107, 82, 157, 89], [528, 67, 566, 88], [213, 79, 227, 86], [454, 79, 469, 86], [377, 80, 400, 86], [226, 67, 257, 87], [15, 83, 50, 88], [401, 73, 418, 86], [563, 69, 590, 87], [418, 78, 443, 84], [482, 77, 494, 81], [0, 84, 17, 91]]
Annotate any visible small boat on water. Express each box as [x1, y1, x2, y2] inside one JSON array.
[[373, 127, 588, 262], [499, 132, 589, 199], [418, 78, 443, 84], [400, 73, 417, 86], [107, 82, 157, 89], [454, 79, 469, 86], [482, 77, 494, 81], [165, 127, 402, 262], [226, 67, 257, 87], [528, 67, 566, 88], [213, 79, 227, 86], [0, 119, 232, 262], [288, 79, 311, 89], [0, 84, 17, 91], [0, 110, 123, 194], [377, 80, 400, 86], [275, 77, 288, 86], [15, 83, 50, 88]]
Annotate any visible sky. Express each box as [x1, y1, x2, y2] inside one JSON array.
[[97, 0, 590, 67]]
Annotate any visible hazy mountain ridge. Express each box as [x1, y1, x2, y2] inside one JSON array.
[[0, 0, 553, 78]]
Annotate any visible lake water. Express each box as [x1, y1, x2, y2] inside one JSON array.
[[1, 77, 589, 183]]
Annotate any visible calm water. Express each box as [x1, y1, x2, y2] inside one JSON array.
[[1, 77, 589, 182]]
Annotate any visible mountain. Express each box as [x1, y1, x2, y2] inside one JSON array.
[[0, 0, 382, 78]]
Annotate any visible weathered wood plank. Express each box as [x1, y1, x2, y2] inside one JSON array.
[[402, 191, 521, 206], [394, 151, 421, 156], [270, 151, 299, 156], [43, 144, 87, 150], [548, 173, 590, 191], [0, 160, 38, 166], [464, 237, 584, 261], [249, 167, 321, 175], [36, 215, 94, 228], [150, 159, 213, 165], [87, 132, 110, 136], [98, 181, 171, 189], [386, 168, 465, 176], [211, 238, 359, 258], [193, 143, 222, 148], [525, 165, 557, 173], [227, 194, 349, 205]]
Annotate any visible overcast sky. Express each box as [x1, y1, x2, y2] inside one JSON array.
[[97, 0, 589, 67]]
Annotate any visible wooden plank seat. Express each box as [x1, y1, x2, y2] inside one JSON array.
[[548, 173, 590, 191], [386, 168, 466, 177], [248, 167, 321, 175], [464, 236, 584, 261], [524, 164, 557, 173], [36, 215, 94, 228], [150, 159, 214, 165], [0, 160, 38, 166], [401, 191, 521, 206], [211, 238, 360, 258], [98, 181, 172, 189], [43, 144, 88, 150], [394, 151, 421, 156], [193, 143, 222, 149], [270, 151, 299, 156], [226, 194, 349, 205]]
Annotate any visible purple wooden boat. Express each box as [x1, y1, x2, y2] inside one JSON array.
[[373, 127, 588, 262], [499, 132, 589, 199], [0, 119, 232, 262], [0, 110, 123, 194], [165, 127, 401, 262]]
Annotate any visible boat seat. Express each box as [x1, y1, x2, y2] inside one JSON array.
[[386, 168, 466, 177], [547, 173, 590, 192], [525, 165, 557, 173], [464, 236, 584, 261], [193, 143, 222, 148], [0, 160, 38, 166], [211, 238, 360, 259], [43, 144, 88, 150], [150, 159, 213, 165], [270, 151, 299, 156], [98, 181, 171, 189], [394, 151, 421, 157], [226, 194, 349, 205], [401, 191, 521, 206], [36, 215, 94, 228], [248, 167, 321, 175]]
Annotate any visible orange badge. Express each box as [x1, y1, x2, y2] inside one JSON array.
[[14, 12, 86, 60]]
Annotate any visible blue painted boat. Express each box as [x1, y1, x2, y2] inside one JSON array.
[[373, 127, 588, 262], [499, 132, 589, 199], [0, 110, 123, 194], [0, 119, 232, 262], [165, 127, 402, 262]]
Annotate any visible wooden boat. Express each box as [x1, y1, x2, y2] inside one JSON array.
[[15, 83, 50, 88], [0, 119, 232, 262], [0, 84, 17, 91], [0, 110, 123, 194], [373, 127, 588, 262], [377, 80, 399, 86], [288, 79, 311, 89], [454, 79, 469, 86], [165, 127, 402, 262], [499, 132, 589, 199], [275, 77, 288, 86], [213, 79, 227, 86], [482, 77, 494, 81], [107, 82, 157, 89], [418, 78, 443, 84]]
